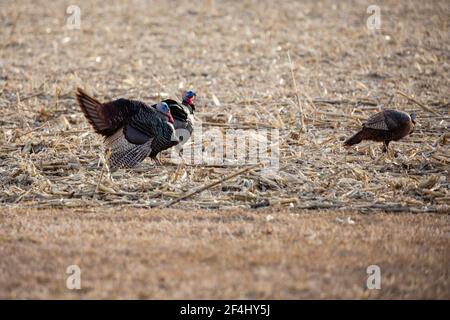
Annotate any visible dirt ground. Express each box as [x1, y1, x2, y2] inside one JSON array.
[[0, 208, 449, 299], [1, 0, 448, 212], [0, 0, 449, 299]]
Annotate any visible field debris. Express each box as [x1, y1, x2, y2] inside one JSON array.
[[0, 0, 448, 213]]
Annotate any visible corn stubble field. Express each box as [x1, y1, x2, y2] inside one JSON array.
[[0, 0, 449, 299]]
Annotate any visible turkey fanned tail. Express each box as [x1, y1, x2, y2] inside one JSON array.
[[76, 88, 111, 134]]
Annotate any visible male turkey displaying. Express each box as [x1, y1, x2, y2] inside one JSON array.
[[344, 109, 416, 153], [76, 88, 178, 170], [157, 90, 196, 145]]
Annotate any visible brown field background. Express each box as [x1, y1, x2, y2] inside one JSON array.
[[0, 0, 449, 299]]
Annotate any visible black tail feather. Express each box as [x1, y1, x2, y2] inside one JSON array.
[[344, 130, 364, 147], [76, 88, 110, 135]]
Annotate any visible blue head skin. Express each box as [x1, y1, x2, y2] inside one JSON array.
[[156, 102, 174, 123], [182, 90, 196, 111]]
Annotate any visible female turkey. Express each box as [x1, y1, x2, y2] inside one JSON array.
[[76, 88, 179, 170], [344, 109, 416, 153]]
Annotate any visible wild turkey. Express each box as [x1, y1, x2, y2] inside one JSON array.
[[344, 109, 416, 153], [76, 88, 178, 170], [156, 90, 196, 145]]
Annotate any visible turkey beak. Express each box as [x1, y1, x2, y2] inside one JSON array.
[[189, 94, 196, 112], [410, 120, 418, 134]]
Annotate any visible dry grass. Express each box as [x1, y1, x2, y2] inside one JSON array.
[[0, 207, 449, 299], [0, 0, 448, 211], [0, 0, 449, 299]]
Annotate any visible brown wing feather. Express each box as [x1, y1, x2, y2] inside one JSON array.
[[363, 112, 389, 131], [104, 128, 154, 169]]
